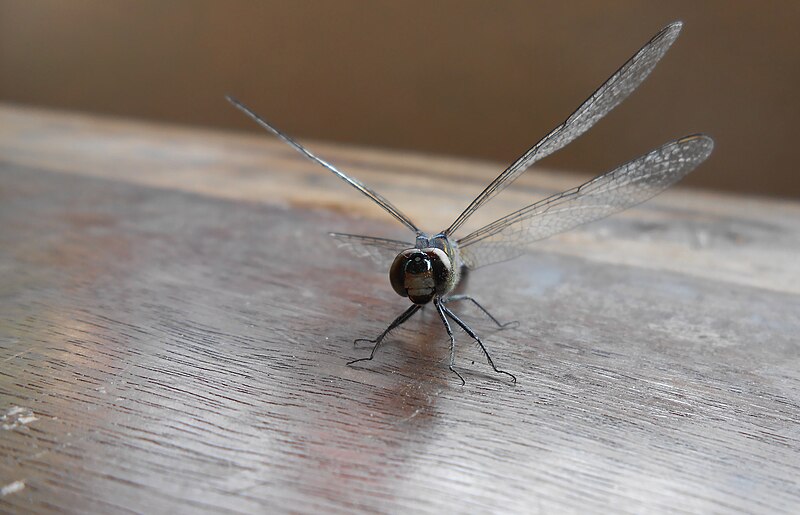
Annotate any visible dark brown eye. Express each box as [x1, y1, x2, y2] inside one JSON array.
[[389, 253, 407, 297], [425, 248, 452, 295], [389, 249, 425, 297]]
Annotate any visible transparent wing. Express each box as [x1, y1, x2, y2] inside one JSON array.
[[457, 135, 714, 270], [227, 96, 420, 233], [445, 21, 683, 236], [329, 232, 412, 267]]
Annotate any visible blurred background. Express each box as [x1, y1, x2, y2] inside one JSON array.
[[2, 1, 798, 197]]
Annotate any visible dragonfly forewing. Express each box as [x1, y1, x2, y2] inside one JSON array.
[[227, 95, 421, 234], [445, 22, 683, 236]]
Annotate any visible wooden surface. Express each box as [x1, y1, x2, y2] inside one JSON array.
[[1, 104, 800, 513]]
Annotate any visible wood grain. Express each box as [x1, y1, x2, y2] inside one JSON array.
[[1, 104, 799, 513]]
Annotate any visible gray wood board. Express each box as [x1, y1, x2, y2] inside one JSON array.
[[1, 164, 800, 513]]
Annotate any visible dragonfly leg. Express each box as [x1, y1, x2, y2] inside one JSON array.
[[442, 295, 519, 329], [440, 304, 517, 384], [348, 304, 421, 366], [434, 298, 465, 386]]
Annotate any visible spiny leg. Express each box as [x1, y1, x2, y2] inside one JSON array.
[[440, 304, 517, 383], [353, 303, 421, 347], [347, 304, 421, 366], [443, 295, 518, 329], [434, 298, 465, 386]]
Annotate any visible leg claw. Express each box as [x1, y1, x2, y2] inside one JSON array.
[[449, 366, 466, 386], [347, 356, 373, 367]]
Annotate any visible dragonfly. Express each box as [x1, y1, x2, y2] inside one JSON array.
[[228, 21, 713, 385]]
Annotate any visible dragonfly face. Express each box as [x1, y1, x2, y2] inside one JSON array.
[[389, 234, 462, 304]]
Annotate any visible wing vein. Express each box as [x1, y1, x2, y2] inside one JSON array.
[[457, 135, 714, 269]]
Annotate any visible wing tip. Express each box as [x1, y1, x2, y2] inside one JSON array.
[[225, 94, 242, 107], [656, 21, 683, 46], [676, 134, 715, 164], [679, 132, 714, 148], [666, 20, 684, 32]]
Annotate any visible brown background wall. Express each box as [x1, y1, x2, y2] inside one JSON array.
[[2, 1, 798, 198]]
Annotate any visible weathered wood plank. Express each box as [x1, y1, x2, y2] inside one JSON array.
[[1, 105, 799, 513], [1, 104, 798, 296]]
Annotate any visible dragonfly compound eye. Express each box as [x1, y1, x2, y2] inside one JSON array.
[[390, 249, 417, 297]]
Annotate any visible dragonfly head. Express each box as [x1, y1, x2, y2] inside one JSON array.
[[390, 248, 453, 305]]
